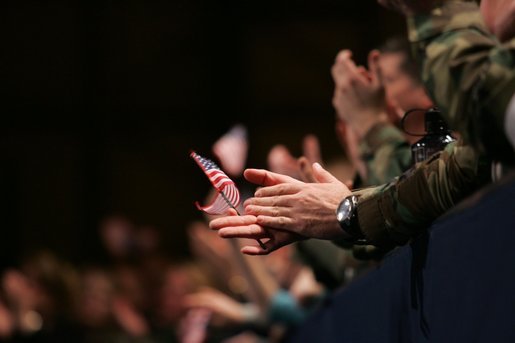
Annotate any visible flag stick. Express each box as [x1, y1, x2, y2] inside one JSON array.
[[220, 190, 267, 250]]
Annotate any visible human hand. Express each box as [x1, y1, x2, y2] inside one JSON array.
[[480, 0, 515, 42], [297, 134, 323, 183], [112, 296, 149, 337], [288, 267, 324, 305], [213, 124, 248, 177], [267, 134, 323, 183], [331, 50, 387, 139], [267, 144, 303, 180], [209, 211, 305, 255], [244, 162, 350, 240], [210, 164, 352, 255], [1, 270, 37, 311], [302, 134, 322, 165], [178, 308, 211, 343], [335, 119, 367, 182], [184, 287, 256, 326]]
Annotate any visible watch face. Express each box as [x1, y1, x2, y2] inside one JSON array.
[[336, 197, 352, 223]]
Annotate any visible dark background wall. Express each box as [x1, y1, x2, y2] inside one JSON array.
[[1, 0, 405, 267]]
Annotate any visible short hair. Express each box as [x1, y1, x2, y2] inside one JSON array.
[[378, 35, 422, 84]]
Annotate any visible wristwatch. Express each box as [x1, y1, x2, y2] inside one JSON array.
[[336, 195, 367, 244]]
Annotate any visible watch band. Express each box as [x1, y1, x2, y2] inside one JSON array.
[[336, 195, 368, 245]]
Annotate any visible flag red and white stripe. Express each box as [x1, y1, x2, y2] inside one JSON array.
[[190, 151, 241, 215]]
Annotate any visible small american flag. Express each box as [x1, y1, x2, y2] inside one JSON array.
[[190, 151, 241, 215]]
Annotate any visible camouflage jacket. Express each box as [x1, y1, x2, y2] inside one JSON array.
[[358, 122, 412, 187], [355, 140, 491, 247], [347, 1, 512, 248], [408, 1, 515, 162]]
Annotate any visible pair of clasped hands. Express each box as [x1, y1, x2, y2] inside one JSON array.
[[209, 163, 352, 255], [210, 47, 386, 255]]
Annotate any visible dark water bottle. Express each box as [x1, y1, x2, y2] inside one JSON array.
[[410, 107, 455, 164]]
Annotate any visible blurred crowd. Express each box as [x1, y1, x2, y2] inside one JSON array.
[[0, 29, 440, 342]]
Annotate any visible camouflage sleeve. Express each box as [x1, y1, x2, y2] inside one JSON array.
[[352, 140, 491, 248], [407, 1, 515, 161], [358, 122, 412, 187]]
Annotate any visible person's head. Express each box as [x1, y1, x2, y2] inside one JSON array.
[[156, 262, 212, 325], [378, 36, 433, 113], [99, 215, 136, 260]]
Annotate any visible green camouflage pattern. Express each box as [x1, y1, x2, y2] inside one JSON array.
[[343, 1, 514, 248], [354, 140, 491, 247], [359, 122, 413, 187], [408, 1, 515, 162]]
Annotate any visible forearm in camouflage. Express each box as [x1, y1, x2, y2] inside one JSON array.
[[353, 141, 491, 248]]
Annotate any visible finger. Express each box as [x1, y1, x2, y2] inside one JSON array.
[[253, 183, 301, 197], [331, 50, 352, 85], [267, 144, 299, 176], [368, 49, 382, 86], [241, 236, 287, 255], [298, 157, 317, 183], [244, 193, 295, 208], [241, 244, 275, 256], [183, 294, 210, 308], [356, 66, 371, 81], [302, 134, 322, 163], [218, 224, 269, 239], [256, 215, 295, 231], [245, 205, 291, 219], [336, 51, 368, 85], [209, 215, 257, 230], [244, 168, 301, 187], [227, 208, 238, 216], [312, 162, 341, 184], [335, 49, 352, 63]]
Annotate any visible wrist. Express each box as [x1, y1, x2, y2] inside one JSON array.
[[336, 194, 367, 244]]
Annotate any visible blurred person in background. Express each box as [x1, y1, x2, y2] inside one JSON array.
[[1, 250, 80, 342]]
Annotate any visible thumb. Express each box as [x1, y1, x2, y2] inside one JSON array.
[[303, 134, 322, 164], [312, 163, 340, 184], [367, 49, 382, 87], [244, 168, 301, 187], [227, 208, 239, 216]]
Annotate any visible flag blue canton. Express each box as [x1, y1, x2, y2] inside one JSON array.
[[190, 151, 241, 215]]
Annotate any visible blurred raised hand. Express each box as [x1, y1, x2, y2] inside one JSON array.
[[213, 124, 249, 178]]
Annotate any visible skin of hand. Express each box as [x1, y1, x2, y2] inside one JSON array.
[[0, 301, 14, 339], [331, 50, 388, 139], [298, 134, 323, 183], [210, 163, 351, 255], [288, 267, 324, 306], [267, 134, 322, 183], [267, 144, 303, 180], [302, 134, 322, 165], [111, 296, 149, 337], [297, 156, 317, 183], [212, 125, 248, 178], [183, 287, 250, 326], [480, 0, 515, 42], [335, 119, 367, 183]]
